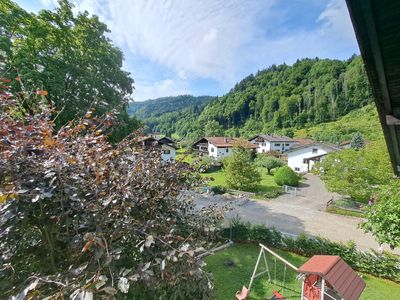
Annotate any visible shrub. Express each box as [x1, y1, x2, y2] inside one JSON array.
[[274, 166, 299, 186], [210, 185, 228, 194], [0, 89, 221, 298], [263, 189, 282, 199]]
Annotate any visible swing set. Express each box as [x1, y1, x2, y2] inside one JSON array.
[[236, 243, 301, 300], [236, 243, 366, 300]]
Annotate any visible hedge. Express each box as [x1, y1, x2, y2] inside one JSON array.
[[221, 219, 400, 282]]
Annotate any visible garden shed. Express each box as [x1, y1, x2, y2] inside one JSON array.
[[297, 255, 365, 300]]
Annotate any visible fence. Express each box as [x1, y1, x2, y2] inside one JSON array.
[[282, 185, 299, 196]]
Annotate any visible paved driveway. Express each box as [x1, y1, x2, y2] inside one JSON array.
[[194, 174, 398, 254]]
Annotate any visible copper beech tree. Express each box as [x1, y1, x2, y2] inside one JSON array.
[[0, 82, 222, 299]]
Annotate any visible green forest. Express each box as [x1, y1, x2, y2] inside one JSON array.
[[132, 55, 373, 141]]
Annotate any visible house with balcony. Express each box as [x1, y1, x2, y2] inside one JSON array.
[[192, 137, 257, 159], [248, 134, 297, 153]]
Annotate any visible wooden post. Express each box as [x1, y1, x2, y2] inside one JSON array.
[[320, 278, 325, 300], [301, 277, 305, 300], [248, 248, 263, 291], [259, 243, 298, 271]]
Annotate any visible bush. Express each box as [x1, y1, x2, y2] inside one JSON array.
[[263, 189, 282, 199], [274, 166, 299, 186], [210, 185, 228, 194], [222, 221, 400, 282]]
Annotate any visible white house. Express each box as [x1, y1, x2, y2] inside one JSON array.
[[286, 143, 339, 173], [136, 136, 176, 162], [161, 144, 176, 162], [192, 137, 257, 159], [249, 134, 297, 153]]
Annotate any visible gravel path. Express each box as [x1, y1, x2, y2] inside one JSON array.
[[194, 174, 398, 254]]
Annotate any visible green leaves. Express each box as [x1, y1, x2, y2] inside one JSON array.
[[361, 180, 400, 249], [0, 0, 138, 139], [317, 140, 392, 202], [224, 147, 261, 191]]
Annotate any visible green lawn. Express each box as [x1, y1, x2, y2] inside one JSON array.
[[176, 148, 195, 163], [200, 169, 281, 194], [204, 244, 400, 300]]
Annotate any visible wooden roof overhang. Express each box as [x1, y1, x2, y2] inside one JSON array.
[[346, 0, 400, 175]]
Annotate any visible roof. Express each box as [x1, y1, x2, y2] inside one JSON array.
[[339, 140, 351, 146], [293, 138, 315, 145], [298, 255, 366, 300], [346, 0, 400, 175], [161, 144, 177, 150], [193, 137, 257, 149], [249, 134, 295, 143], [286, 142, 339, 154], [157, 136, 175, 144]]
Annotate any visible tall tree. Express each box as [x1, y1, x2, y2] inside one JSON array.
[[0, 0, 138, 138], [224, 147, 261, 191]]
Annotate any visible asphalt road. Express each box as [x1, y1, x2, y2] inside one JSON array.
[[194, 174, 398, 254]]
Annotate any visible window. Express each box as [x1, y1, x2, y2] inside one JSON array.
[[226, 148, 229, 153], [295, 167, 300, 171], [262, 142, 266, 146], [274, 143, 280, 146], [285, 143, 290, 146], [163, 149, 171, 155], [211, 148, 214, 152], [312, 148, 318, 154]]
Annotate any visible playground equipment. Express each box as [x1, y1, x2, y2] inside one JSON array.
[[297, 255, 366, 300], [236, 243, 300, 300], [236, 244, 366, 300]]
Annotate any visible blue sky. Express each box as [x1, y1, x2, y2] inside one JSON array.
[[16, 0, 359, 101]]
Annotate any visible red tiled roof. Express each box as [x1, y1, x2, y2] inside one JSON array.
[[298, 255, 366, 300]]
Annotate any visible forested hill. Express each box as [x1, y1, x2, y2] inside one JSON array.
[[132, 56, 373, 140], [128, 95, 215, 119]]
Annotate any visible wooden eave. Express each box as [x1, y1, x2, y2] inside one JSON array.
[[346, 0, 400, 175]]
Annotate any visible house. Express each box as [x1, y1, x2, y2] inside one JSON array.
[[157, 136, 175, 146], [160, 144, 176, 162], [136, 136, 176, 162], [248, 134, 297, 153], [286, 143, 339, 173], [192, 137, 257, 159]]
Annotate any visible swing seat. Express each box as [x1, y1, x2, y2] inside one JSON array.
[[235, 286, 249, 300], [269, 290, 284, 300]]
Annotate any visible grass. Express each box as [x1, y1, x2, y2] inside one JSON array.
[[200, 169, 281, 196], [326, 206, 366, 218], [204, 244, 400, 300], [176, 148, 195, 163]]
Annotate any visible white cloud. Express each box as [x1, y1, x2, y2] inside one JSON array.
[[133, 78, 188, 102], [69, 0, 358, 100], [72, 0, 277, 83]]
